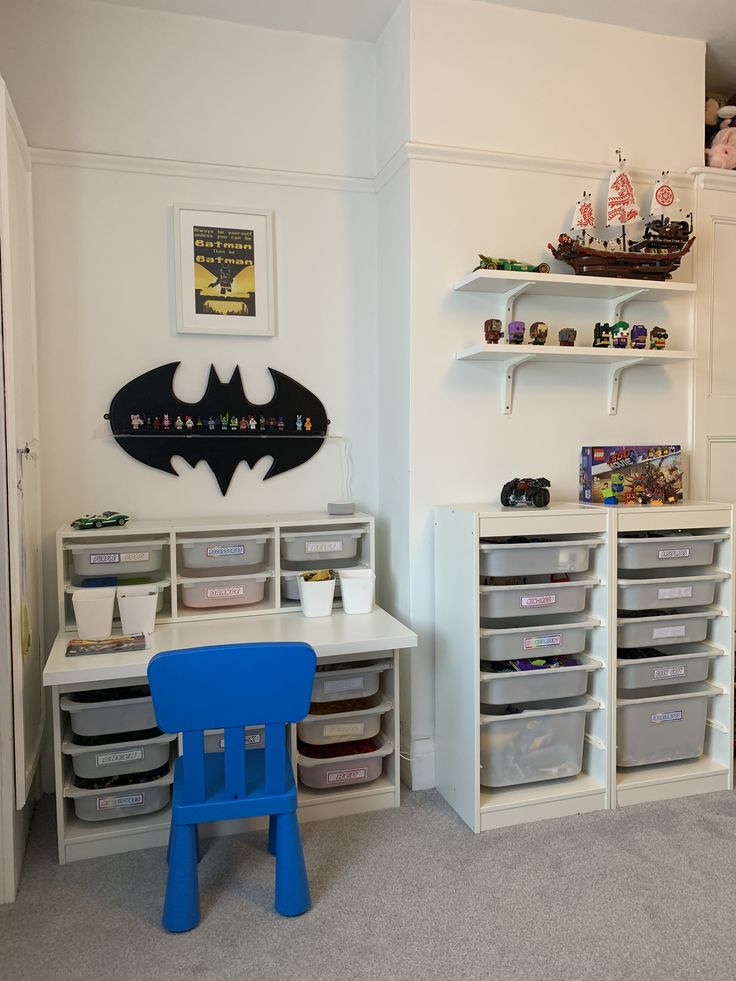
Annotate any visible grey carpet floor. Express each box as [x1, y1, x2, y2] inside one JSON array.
[[3, 789, 736, 981]]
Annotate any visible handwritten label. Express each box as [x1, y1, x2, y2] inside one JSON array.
[[657, 586, 693, 600], [206, 544, 245, 557], [327, 767, 368, 784], [95, 748, 144, 767], [520, 594, 556, 608], [652, 625, 687, 640], [324, 723, 365, 738], [658, 547, 691, 560], [305, 540, 343, 554], [205, 585, 245, 599], [217, 729, 264, 750], [523, 634, 562, 650], [89, 552, 120, 565], [650, 710, 683, 724], [97, 792, 145, 810], [323, 677, 364, 693], [653, 665, 687, 681]]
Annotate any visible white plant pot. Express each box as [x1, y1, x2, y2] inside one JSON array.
[[72, 587, 116, 640], [116, 585, 158, 637], [297, 575, 336, 618], [337, 569, 376, 615]]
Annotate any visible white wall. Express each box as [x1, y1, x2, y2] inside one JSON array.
[[376, 0, 411, 173]]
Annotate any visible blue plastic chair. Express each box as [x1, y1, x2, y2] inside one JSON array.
[[147, 642, 317, 932]]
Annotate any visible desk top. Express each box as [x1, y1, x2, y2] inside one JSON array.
[[43, 606, 418, 686]]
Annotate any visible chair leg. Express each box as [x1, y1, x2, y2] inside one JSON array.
[[273, 811, 311, 917], [195, 825, 203, 864], [163, 822, 201, 932], [268, 814, 278, 856]]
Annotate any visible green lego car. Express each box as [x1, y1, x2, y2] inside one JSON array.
[[71, 511, 129, 530], [474, 255, 550, 274]]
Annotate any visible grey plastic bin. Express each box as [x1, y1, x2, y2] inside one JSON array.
[[70, 541, 165, 577], [298, 695, 392, 745], [479, 696, 598, 788], [618, 533, 727, 570], [479, 614, 598, 662], [297, 734, 392, 789], [479, 539, 600, 577], [62, 730, 175, 779], [178, 534, 269, 571], [616, 644, 720, 690], [616, 684, 717, 767], [311, 660, 390, 703], [281, 529, 365, 563], [203, 725, 266, 752], [479, 577, 598, 619], [281, 571, 342, 601], [61, 693, 156, 736], [65, 769, 172, 822], [617, 609, 720, 648], [479, 655, 600, 704], [617, 570, 727, 611]]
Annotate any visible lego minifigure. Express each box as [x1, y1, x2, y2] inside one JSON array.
[[483, 318, 503, 344], [296, 414, 303, 432], [507, 321, 525, 345], [610, 321, 629, 349], [152, 416, 161, 431], [529, 321, 548, 346], [174, 415, 184, 430], [259, 415, 266, 431], [229, 414, 238, 430], [277, 416, 285, 432], [206, 416, 216, 431], [185, 415, 194, 430], [130, 413, 143, 431], [239, 416, 247, 430], [195, 416, 203, 429], [162, 413, 171, 431], [248, 415, 257, 430], [593, 322, 612, 348], [305, 417, 312, 432], [558, 327, 577, 347], [649, 326, 668, 350], [220, 412, 229, 431], [630, 324, 647, 349]]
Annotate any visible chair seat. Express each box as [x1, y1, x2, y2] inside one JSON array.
[[172, 748, 297, 825]]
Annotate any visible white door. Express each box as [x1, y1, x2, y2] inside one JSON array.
[[0, 78, 43, 813], [691, 171, 736, 505]]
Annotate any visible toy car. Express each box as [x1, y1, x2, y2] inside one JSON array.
[[474, 255, 550, 274], [500, 478, 551, 508], [71, 511, 129, 530]]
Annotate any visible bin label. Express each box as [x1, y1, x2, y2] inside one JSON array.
[[326, 767, 368, 784], [206, 544, 245, 557], [97, 792, 145, 810], [652, 625, 687, 639], [305, 540, 343, 554], [95, 748, 144, 767], [520, 594, 556, 608], [205, 585, 245, 599], [657, 586, 693, 600], [652, 665, 687, 680], [658, 547, 691, 560], [324, 723, 365, 738], [323, 677, 364, 693], [120, 551, 149, 563], [524, 634, 562, 650], [650, 710, 683, 724], [218, 729, 264, 749], [89, 552, 120, 565]]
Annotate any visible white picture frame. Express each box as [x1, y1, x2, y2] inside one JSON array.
[[173, 204, 276, 336]]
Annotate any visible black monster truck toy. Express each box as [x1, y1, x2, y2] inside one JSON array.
[[500, 477, 551, 508]]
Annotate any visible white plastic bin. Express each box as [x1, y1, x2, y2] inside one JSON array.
[[178, 534, 269, 571], [479, 655, 600, 705], [617, 609, 720, 648], [61, 688, 156, 736], [203, 726, 266, 752], [297, 574, 336, 618], [479, 538, 600, 577], [479, 696, 598, 787], [311, 660, 390, 703], [72, 587, 115, 640], [479, 614, 598, 662], [616, 644, 720, 690], [337, 568, 375, 615], [179, 572, 267, 608], [298, 695, 392, 745], [297, 734, 392, 789], [70, 541, 164, 577], [617, 570, 728, 611], [618, 533, 727, 570], [65, 768, 172, 822], [282, 572, 341, 601], [62, 730, 175, 779], [67, 580, 168, 614], [281, 528, 365, 563], [479, 577, 598, 619], [616, 684, 717, 767]]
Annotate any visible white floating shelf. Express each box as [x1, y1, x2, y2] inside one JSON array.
[[455, 344, 696, 415]]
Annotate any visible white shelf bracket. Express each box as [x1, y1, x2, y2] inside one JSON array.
[[611, 288, 647, 322], [607, 358, 644, 415], [502, 354, 533, 414], [501, 282, 532, 321]]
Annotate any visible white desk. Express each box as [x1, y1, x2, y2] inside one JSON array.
[[44, 607, 417, 863]]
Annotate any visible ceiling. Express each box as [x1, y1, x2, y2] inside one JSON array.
[[92, 0, 736, 87]]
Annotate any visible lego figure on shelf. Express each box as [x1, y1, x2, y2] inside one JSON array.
[[162, 413, 171, 431], [174, 415, 184, 430], [229, 414, 239, 431], [206, 415, 216, 431], [277, 416, 285, 432], [239, 416, 248, 430], [185, 415, 194, 431], [600, 482, 618, 506], [195, 416, 203, 429], [610, 321, 630, 348], [593, 322, 612, 347], [529, 321, 548, 345], [248, 415, 257, 430], [305, 417, 313, 432], [296, 414, 303, 432], [507, 321, 525, 345], [630, 324, 648, 349], [152, 416, 161, 431], [259, 415, 266, 431], [484, 318, 504, 344], [649, 326, 668, 350], [558, 327, 577, 347], [220, 412, 229, 431], [130, 413, 143, 431]]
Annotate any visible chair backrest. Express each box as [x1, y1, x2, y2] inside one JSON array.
[[147, 642, 317, 802]]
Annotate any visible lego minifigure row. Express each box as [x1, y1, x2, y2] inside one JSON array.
[[128, 412, 313, 433], [483, 317, 668, 350], [484, 318, 574, 346]]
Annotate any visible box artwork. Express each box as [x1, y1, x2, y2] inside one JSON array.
[[579, 446, 684, 506]]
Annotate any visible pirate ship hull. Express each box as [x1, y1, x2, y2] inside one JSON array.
[[548, 233, 695, 281]]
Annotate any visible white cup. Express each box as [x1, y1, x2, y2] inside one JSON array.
[[337, 568, 376, 615], [116, 585, 158, 637], [297, 574, 336, 618], [72, 587, 116, 640]]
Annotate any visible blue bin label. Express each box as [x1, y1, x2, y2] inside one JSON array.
[[650, 710, 683, 724], [524, 634, 562, 650], [207, 545, 245, 557]]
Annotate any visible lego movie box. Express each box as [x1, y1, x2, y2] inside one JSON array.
[[579, 445, 684, 506]]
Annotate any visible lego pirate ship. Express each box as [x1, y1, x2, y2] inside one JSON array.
[[548, 154, 695, 280]]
